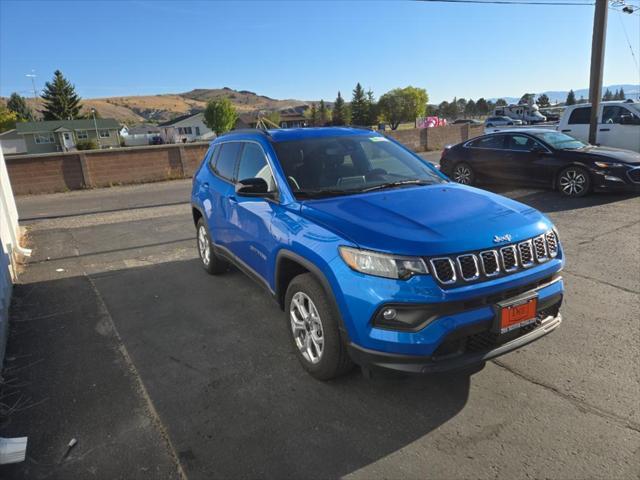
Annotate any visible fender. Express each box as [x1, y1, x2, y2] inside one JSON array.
[[275, 249, 350, 340]]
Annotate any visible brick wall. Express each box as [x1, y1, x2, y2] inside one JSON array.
[[385, 124, 484, 152], [6, 143, 209, 195]]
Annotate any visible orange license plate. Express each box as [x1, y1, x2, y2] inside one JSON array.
[[498, 296, 537, 333]]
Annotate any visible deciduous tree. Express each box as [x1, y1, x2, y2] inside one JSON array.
[[475, 98, 489, 116], [41, 70, 82, 120], [0, 105, 17, 132], [319, 100, 330, 126], [378, 86, 428, 130], [495, 98, 508, 107], [536, 94, 550, 108], [203, 98, 238, 135]]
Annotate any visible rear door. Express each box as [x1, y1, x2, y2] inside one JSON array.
[[560, 106, 591, 143], [464, 135, 510, 182], [207, 141, 242, 249], [600, 105, 640, 152]]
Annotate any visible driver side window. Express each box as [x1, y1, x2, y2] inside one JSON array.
[[237, 143, 277, 192]]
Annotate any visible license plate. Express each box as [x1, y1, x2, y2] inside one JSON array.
[[495, 296, 538, 334]]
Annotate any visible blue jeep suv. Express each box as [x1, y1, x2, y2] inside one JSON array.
[[191, 127, 564, 380]]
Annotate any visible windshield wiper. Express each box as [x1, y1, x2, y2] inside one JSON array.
[[359, 179, 433, 193]]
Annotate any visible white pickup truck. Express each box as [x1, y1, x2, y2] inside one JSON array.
[[558, 100, 640, 153]]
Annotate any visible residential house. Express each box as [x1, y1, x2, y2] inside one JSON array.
[[120, 123, 162, 146], [0, 129, 27, 155], [15, 118, 121, 154], [159, 112, 214, 144], [237, 106, 309, 129]]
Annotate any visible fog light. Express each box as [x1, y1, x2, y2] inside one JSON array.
[[382, 308, 397, 321]]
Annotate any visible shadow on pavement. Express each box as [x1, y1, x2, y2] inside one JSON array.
[[90, 258, 474, 479], [482, 183, 637, 213]]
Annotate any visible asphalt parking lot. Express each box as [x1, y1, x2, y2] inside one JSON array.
[[1, 151, 639, 479]]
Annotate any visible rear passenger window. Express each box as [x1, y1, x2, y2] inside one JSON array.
[[207, 145, 220, 169], [568, 107, 591, 124], [470, 136, 505, 149], [215, 142, 242, 181]]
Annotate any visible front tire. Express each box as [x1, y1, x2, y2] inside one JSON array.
[[558, 166, 591, 198], [196, 218, 227, 274], [285, 273, 353, 380], [452, 162, 475, 185]]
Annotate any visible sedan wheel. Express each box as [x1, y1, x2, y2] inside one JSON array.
[[559, 167, 590, 197], [453, 163, 474, 185], [290, 291, 324, 364]]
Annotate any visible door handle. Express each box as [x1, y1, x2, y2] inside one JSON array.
[[599, 128, 610, 132], [228, 195, 238, 204], [201, 182, 209, 189], [561, 129, 571, 133]]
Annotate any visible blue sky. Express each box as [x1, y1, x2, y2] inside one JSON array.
[[0, 0, 638, 103]]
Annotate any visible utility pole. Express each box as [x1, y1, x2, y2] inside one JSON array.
[[588, 0, 608, 145], [25, 71, 38, 99], [91, 108, 102, 148]]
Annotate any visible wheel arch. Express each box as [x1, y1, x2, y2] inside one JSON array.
[[192, 204, 204, 226], [275, 249, 350, 340]]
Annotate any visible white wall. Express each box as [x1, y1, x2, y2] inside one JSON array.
[[0, 149, 31, 364], [0, 138, 27, 155]]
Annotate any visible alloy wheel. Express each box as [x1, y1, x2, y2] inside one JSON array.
[[559, 169, 586, 196], [453, 165, 472, 184], [290, 292, 325, 364], [198, 225, 211, 266]]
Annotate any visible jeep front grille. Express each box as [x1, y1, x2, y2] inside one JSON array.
[[427, 230, 559, 286]]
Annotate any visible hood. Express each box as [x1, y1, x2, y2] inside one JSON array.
[[580, 146, 640, 164], [299, 184, 552, 256]]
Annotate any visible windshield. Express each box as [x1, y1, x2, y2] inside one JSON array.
[[272, 135, 444, 198], [533, 131, 587, 150]]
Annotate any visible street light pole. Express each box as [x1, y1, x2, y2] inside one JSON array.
[[588, 0, 608, 145], [91, 108, 102, 148]]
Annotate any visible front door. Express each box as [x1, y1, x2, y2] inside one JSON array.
[[599, 105, 640, 152], [226, 141, 279, 281], [61, 131, 75, 150]]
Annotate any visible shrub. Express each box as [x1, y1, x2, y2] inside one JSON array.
[[76, 139, 98, 150]]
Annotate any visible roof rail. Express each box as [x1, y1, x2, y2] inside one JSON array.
[[218, 128, 272, 138]]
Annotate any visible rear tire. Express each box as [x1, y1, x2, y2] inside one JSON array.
[[452, 162, 475, 186], [285, 273, 353, 380], [557, 166, 591, 198], [196, 218, 228, 274]]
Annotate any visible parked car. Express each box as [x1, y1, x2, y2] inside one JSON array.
[[191, 127, 564, 380], [540, 109, 561, 122], [440, 129, 640, 197], [494, 104, 546, 124], [485, 116, 522, 127], [453, 119, 484, 126], [558, 100, 640, 152]]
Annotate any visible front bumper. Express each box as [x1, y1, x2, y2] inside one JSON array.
[[592, 169, 640, 193], [348, 311, 562, 374]]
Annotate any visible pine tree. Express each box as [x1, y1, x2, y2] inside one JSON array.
[[41, 70, 82, 120], [565, 90, 576, 106], [7, 93, 33, 121], [332, 91, 346, 126], [309, 103, 318, 126], [365, 89, 377, 126], [350, 83, 367, 126], [536, 94, 550, 108], [602, 88, 613, 101], [618, 87, 625, 100], [319, 100, 329, 126]]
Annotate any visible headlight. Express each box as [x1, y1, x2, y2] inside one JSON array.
[[339, 246, 429, 280], [594, 161, 623, 168]]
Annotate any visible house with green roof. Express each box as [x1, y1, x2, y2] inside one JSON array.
[[15, 118, 121, 154]]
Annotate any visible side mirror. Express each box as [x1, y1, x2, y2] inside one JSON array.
[[235, 177, 272, 197], [619, 114, 638, 126]]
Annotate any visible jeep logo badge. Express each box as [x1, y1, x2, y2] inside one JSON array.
[[493, 234, 512, 243]]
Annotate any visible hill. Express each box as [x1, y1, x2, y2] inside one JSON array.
[[1, 88, 318, 125], [488, 84, 638, 104]]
